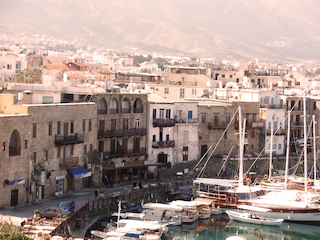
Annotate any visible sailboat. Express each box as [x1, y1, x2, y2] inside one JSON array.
[[193, 95, 320, 223]]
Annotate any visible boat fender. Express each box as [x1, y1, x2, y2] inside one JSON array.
[[264, 174, 268, 180], [234, 175, 239, 180], [308, 181, 312, 186], [296, 192, 302, 201], [273, 172, 277, 176]]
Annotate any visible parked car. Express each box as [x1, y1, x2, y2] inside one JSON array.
[[40, 206, 71, 218], [58, 200, 75, 213]]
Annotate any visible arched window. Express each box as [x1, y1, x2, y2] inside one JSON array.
[[97, 98, 107, 114], [121, 98, 131, 113], [133, 98, 143, 113], [9, 130, 21, 156], [109, 98, 118, 114]]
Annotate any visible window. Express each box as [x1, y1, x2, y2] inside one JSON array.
[[202, 114, 206, 123], [164, 88, 169, 94], [99, 141, 104, 152], [224, 132, 227, 139], [57, 147, 60, 157], [180, 88, 185, 98], [222, 74, 225, 78], [251, 131, 255, 138], [25, 140, 27, 149], [2, 142, 5, 151], [268, 122, 271, 129], [33, 123, 37, 138], [7, 64, 12, 69], [166, 109, 171, 119], [123, 119, 129, 130], [188, 111, 192, 119], [314, 102, 317, 111], [230, 75, 232, 78], [226, 114, 231, 123], [251, 79, 255, 83], [70, 145, 73, 155], [44, 150, 48, 161], [48, 122, 52, 136], [273, 122, 278, 130], [111, 119, 116, 130], [84, 145, 87, 155], [70, 121, 74, 134], [43, 96, 53, 104], [214, 113, 219, 123], [135, 119, 140, 129], [278, 144, 281, 150], [153, 109, 157, 119], [90, 144, 93, 153], [273, 143, 277, 151], [57, 121, 61, 135], [159, 109, 164, 119], [33, 152, 37, 163], [166, 135, 169, 141], [89, 119, 92, 131], [262, 79, 264, 83], [83, 119, 86, 132], [183, 147, 188, 161], [192, 89, 197, 95], [152, 135, 156, 142]]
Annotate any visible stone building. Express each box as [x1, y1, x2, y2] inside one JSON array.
[[0, 93, 98, 208], [0, 94, 31, 208], [190, 98, 263, 159], [27, 102, 97, 201], [92, 93, 152, 184]]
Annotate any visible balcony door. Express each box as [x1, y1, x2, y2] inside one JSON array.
[[133, 137, 140, 152], [64, 122, 68, 136]]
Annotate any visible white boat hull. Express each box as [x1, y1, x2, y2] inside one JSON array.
[[226, 211, 284, 226]]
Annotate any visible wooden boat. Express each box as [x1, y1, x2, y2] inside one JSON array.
[[226, 205, 284, 226]]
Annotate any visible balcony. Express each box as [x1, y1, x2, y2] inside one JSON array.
[[208, 122, 228, 129], [97, 109, 108, 115], [55, 133, 84, 146], [266, 129, 285, 135], [121, 108, 131, 114], [133, 107, 143, 113], [60, 156, 79, 168], [109, 108, 118, 114], [98, 128, 146, 139], [152, 140, 175, 148], [260, 104, 284, 109], [291, 122, 304, 128], [176, 118, 198, 124], [103, 148, 146, 159], [153, 118, 175, 127], [9, 147, 21, 157]]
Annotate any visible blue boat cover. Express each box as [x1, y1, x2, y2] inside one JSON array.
[[67, 167, 91, 179]]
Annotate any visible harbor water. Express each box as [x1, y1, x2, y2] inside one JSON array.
[[86, 214, 320, 240]]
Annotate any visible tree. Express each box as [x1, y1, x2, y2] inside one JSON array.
[[12, 69, 41, 83]]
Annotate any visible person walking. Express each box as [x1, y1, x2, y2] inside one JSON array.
[[94, 188, 98, 199]]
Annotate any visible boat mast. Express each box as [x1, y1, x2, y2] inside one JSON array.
[[285, 110, 291, 190], [303, 92, 308, 202], [313, 115, 317, 186], [268, 127, 274, 180], [239, 106, 244, 187]]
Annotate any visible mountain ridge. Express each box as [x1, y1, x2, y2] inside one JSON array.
[[0, 0, 319, 61]]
